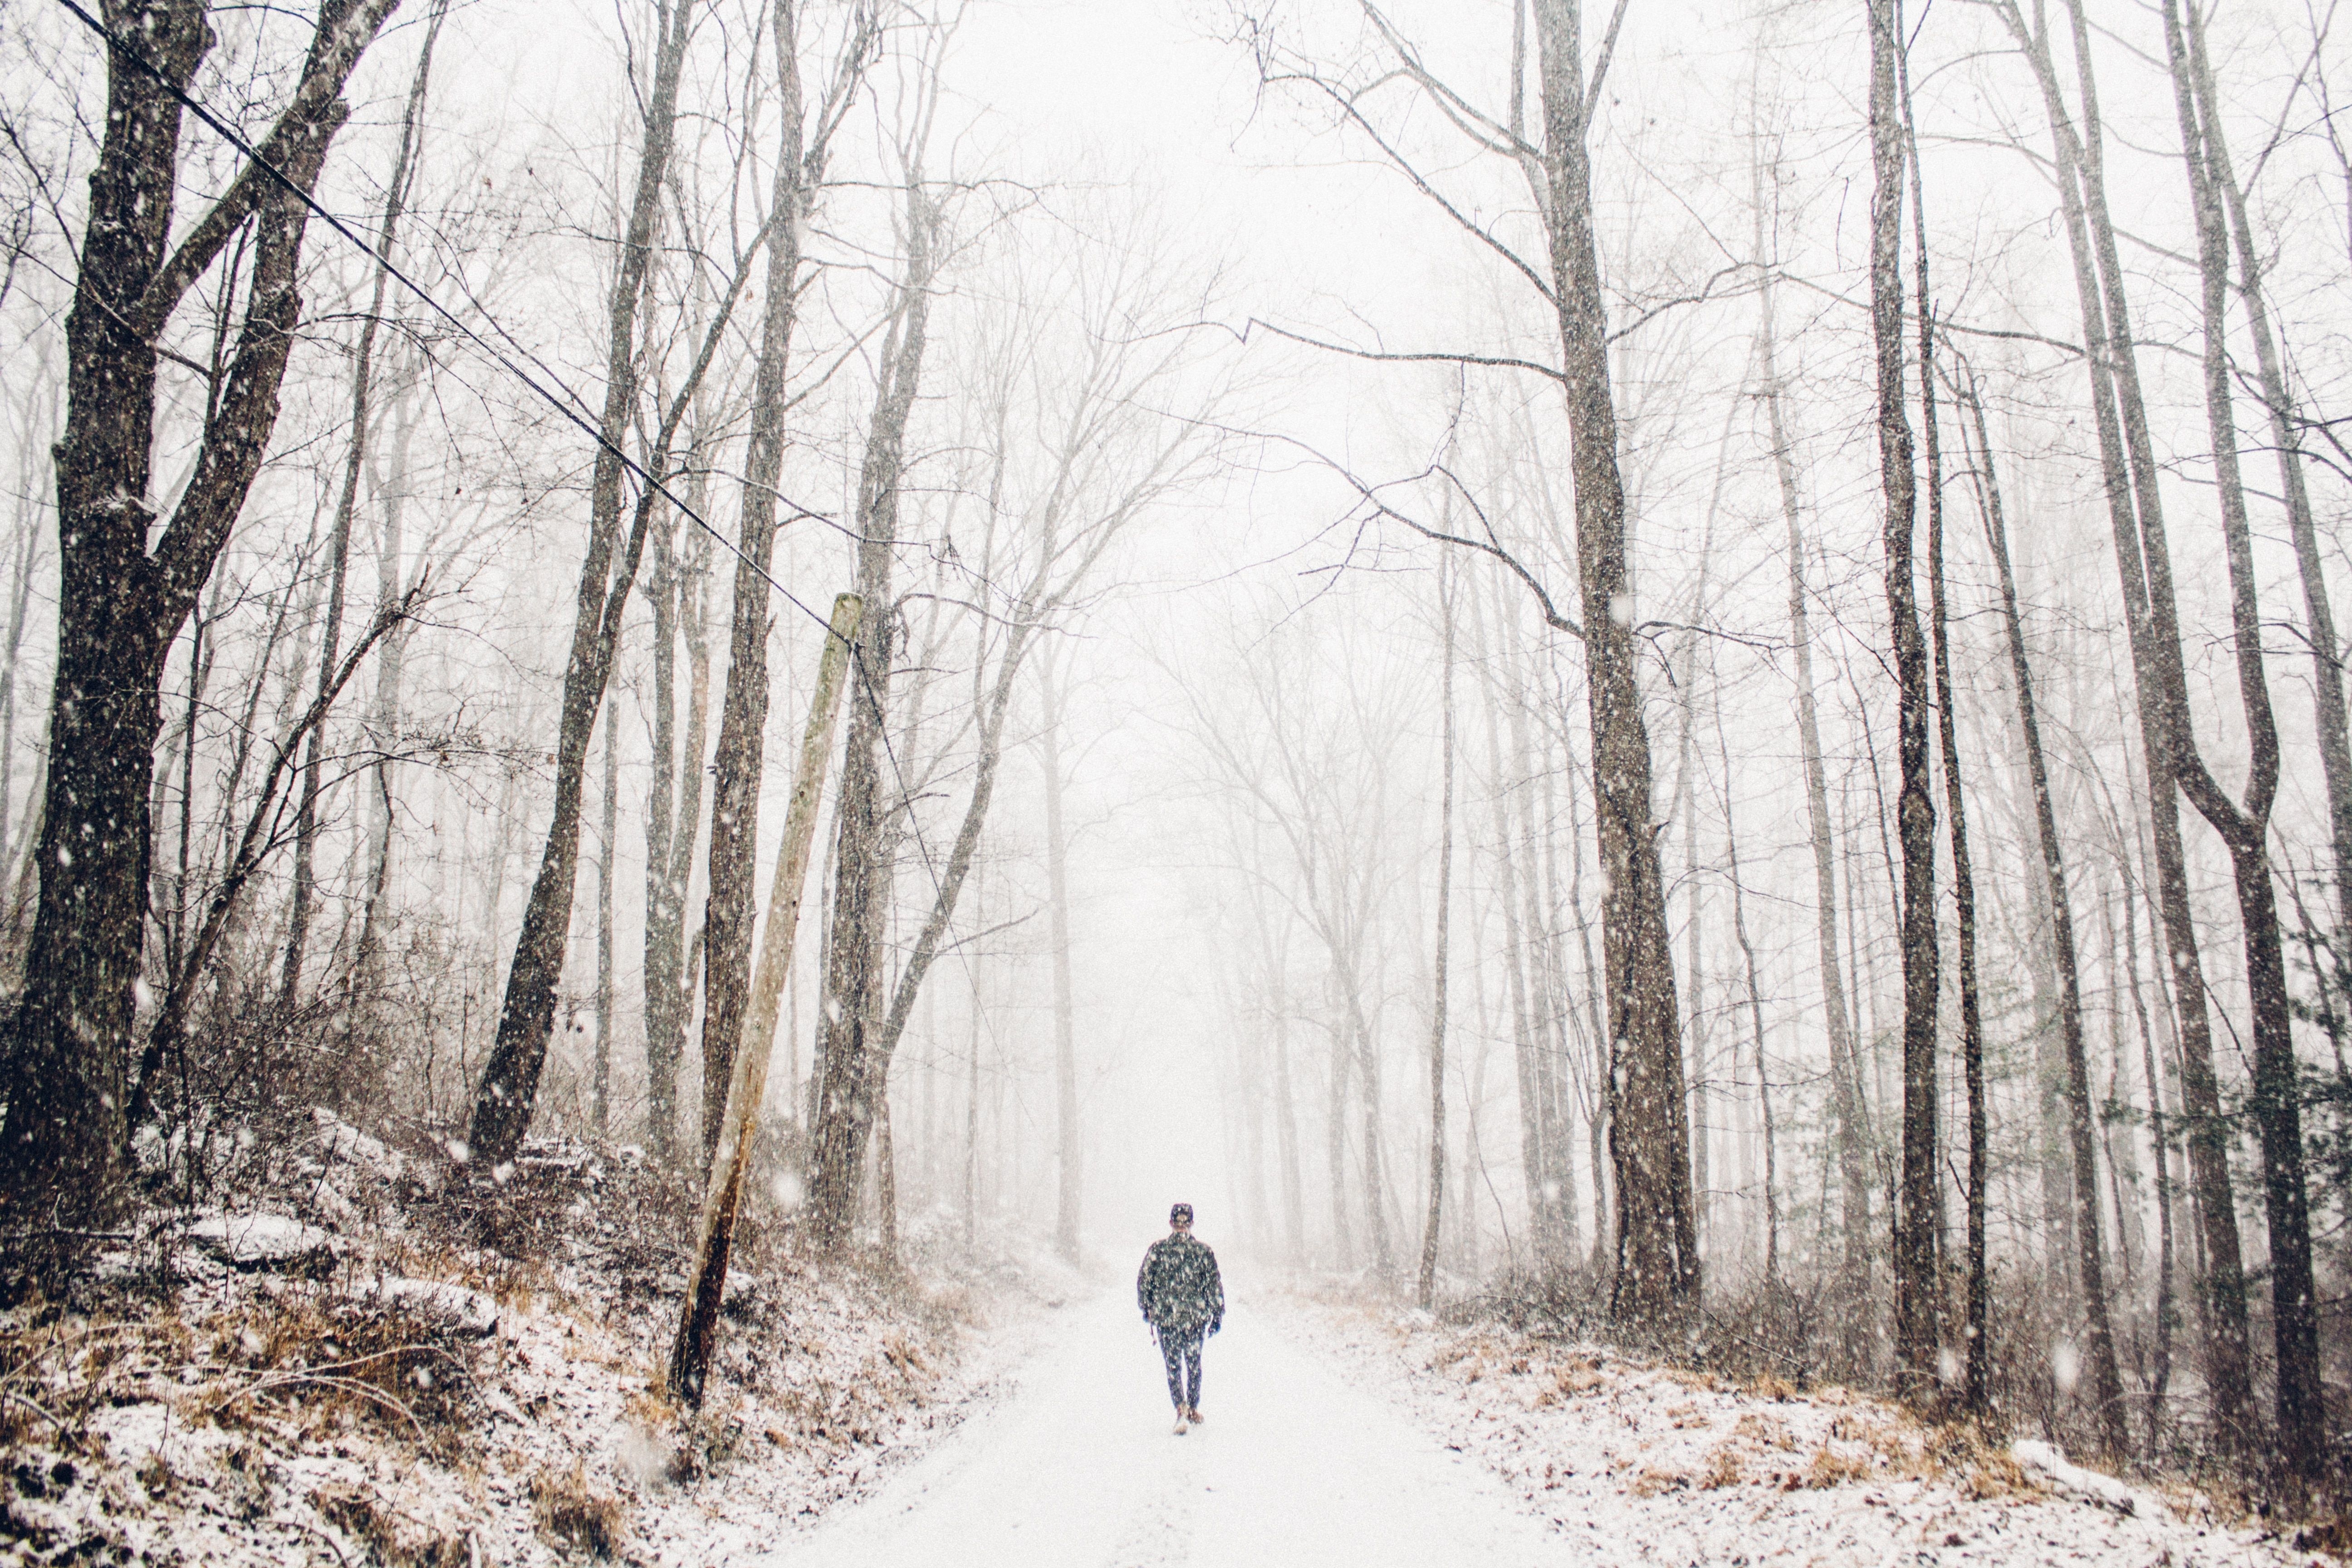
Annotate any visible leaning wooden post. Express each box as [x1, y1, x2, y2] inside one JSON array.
[[669, 592, 864, 1408]]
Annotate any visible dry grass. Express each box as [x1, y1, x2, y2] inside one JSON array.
[[531, 1461, 631, 1558], [315, 1481, 475, 1567], [1631, 1464, 1691, 1499], [1698, 1443, 1746, 1490], [201, 1289, 481, 1459], [1797, 1444, 1870, 1489]]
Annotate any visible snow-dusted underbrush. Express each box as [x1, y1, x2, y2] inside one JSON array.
[[1303, 1303, 2337, 1568], [0, 1111, 1044, 1565]]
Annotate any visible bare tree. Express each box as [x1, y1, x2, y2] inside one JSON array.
[[1955, 355, 2126, 1454], [1752, 138, 1872, 1307], [1864, 0, 1940, 1402], [1419, 555, 1458, 1309], [694, 0, 878, 1168], [1986, 0, 2254, 1440], [1, 0, 401, 1250], [466, 0, 701, 1166], [280, 0, 446, 1007], [2159, 0, 2322, 1477]]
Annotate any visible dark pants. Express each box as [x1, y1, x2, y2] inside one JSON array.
[[1157, 1323, 1205, 1410]]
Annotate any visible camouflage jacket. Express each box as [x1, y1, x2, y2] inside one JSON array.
[[1137, 1233, 1224, 1333]]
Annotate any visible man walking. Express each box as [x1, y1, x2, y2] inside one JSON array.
[[1137, 1202, 1224, 1434]]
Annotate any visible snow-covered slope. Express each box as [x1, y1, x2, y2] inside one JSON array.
[[0, 1117, 1068, 1565], [1304, 1302, 2330, 1568]]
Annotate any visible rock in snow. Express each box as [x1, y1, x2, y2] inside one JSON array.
[[2012, 1438, 2138, 1515], [347, 1274, 501, 1337], [186, 1212, 338, 1270]]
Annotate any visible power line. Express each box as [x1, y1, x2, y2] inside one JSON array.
[[65, 0, 1004, 1092], [49, 0, 850, 648]]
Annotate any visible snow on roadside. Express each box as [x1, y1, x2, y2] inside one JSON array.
[[1298, 1303, 2328, 1568], [0, 1116, 1074, 1566]]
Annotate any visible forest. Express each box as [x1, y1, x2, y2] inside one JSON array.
[[2, 0, 2352, 1557]]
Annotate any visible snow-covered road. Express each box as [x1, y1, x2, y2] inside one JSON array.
[[755, 1288, 1570, 1567]]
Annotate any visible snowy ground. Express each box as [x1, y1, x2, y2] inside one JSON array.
[[6, 1126, 2337, 1568], [0, 1115, 1078, 1565], [755, 1286, 1563, 1567], [760, 1282, 2335, 1568], [1302, 1298, 2331, 1568]]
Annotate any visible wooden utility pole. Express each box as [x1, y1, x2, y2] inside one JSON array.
[[670, 593, 863, 1407]]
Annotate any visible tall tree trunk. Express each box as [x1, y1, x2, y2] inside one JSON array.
[[283, 1, 442, 1008], [2111, 788, 2176, 1435], [697, 0, 835, 1168], [1419, 562, 1457, 1310], [640, 303, 717, 1167], [2179, 8, 2352, 945], [1754, 143, 1873, 1300], [1904, 26, 1978, 1390], [1867, 0, 1941, 1403], [1531, 0, 1696, 1318], [2158, 0, 2323, 1478], [806, 190, 939, 1242], [1041, 652, 1082, 1262], [469, 0, 694, 1166], [1995, 0, 2255, 1441], [351, 368, 420, 1093], [1941, 372, 1994, 1415], [594, 690, 617, 1137], [3, 0, 399, 1244], [1960, 365, 2128, 1455]]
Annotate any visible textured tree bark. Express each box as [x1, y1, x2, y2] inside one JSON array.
[[1902, 28, 1977, 1401], [2157, 0, 2322, 1478], [804, 193, 937, 1244], [1995, 0, 2254, 1439], [830, 601, 1029, 1250], [696, 0, 871, 1169], [2179, 6, 2352, 945], [1530, 0, 1696, 1319], [352, 376, 420, 1088], [2111, 801, 2176, 1436], [1865, 0, 1941, 1403], [2, 0, 398, 1250], [642, 472, 713, 1166], [670, 593, 859, 1406], [469, 0, 693, 1166], [594, 692, 617, 1137], [1946, 370, 2014, 1417]]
